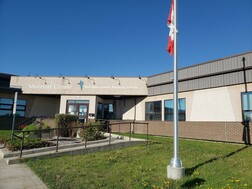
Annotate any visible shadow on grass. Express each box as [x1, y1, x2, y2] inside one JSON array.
[[186, 145, 250, 176], [242, 121, 251, 145], [181, 178, 205, 188]]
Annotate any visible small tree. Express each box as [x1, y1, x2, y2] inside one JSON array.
[[79, 122, 105, 141], [55, 114, 78, 137]]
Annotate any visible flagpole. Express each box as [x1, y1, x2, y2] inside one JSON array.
[[172, 0, 181, 168], [167, 0, 185, 180]]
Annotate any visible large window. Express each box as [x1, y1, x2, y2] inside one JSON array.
[[96, 102, 116, 120], [241, 92, 252, 122], [104, 103, 115, 119], [145, 101, 162, 120], [164, 98, 186, 121], [0, 98, 26, 117]]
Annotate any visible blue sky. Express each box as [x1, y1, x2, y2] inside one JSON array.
[[0, 0, 251, 77]]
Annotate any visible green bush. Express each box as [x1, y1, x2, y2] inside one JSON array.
[[41, 124, 51, 133], [4, 123, 53, 151], [6, 138, 54, 151], [19, 124, 51, 137], [55, 114, 78, 137], [79, 122, 105, 141], [22, 124, 39, 135]]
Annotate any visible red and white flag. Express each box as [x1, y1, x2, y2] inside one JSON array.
[[166, 0, 174, 55]]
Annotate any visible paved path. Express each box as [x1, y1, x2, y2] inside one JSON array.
[[0, 144, 48, 189], [0, 134, 145, 189]]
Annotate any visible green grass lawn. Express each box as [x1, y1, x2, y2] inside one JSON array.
[[25, 135, 252, 189], [0, 130, 11, 143]]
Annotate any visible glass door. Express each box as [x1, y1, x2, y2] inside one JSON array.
[[78, 104, 88, 123], [104, 103, 115, 119], [67, 104, 77, 115], [66, 100, 89, 123]]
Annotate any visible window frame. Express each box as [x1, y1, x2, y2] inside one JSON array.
[[241, 92, 252, 122], [164, 98, 186, 121], [145, 101, 162, 121], [0, 97, 27, 117], [66, 100, 90, 115]]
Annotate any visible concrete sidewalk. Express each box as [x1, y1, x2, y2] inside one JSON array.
[[0, 158, 48, 189]]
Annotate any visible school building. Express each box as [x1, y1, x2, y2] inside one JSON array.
[[1, 51, 252, 143]]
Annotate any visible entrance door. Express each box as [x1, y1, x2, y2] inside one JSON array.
[[103, 103, 115, 119], [66, 100, 89, 123], [78, 104, 88, 123]]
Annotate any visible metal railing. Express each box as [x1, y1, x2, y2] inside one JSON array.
[[12, 124, 105, 157], [109, 121, 149, 141], [11, 120, 149, 158], [14, 116, 55, 130]]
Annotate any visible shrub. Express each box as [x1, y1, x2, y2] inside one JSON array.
[[41, 124, 51, 133], [18, 123, 51, 138], [79, 122, 105, 141], [22, 124, 39, 135], [55, 114, 78, 137], [3, 125, 54, 151], [6, 138, 55, 151]]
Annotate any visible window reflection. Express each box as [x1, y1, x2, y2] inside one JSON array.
[[164, 98, 186, 121]]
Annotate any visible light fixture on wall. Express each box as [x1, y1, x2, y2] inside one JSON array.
[[85, 75, 96, 85], [111, 75, 121, 85], [139, 75, 148, 86], [242, 57, 247, 93], [59, 74, 71, 84], [35, 74, 47, 84]]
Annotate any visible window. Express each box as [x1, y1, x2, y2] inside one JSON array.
[[145, 101, 162, 120], [241, 92, 252, 122], [97, 102, 103, 119], [97, 102, 116, 120], [164, 98, 186, 121], [67, 104, 77, 115], [67, 100, 89, 104], [16, 99, 26, 117], [104, 103, 115, 119], [0, 98, 26, 117]]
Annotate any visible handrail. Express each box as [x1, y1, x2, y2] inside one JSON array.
[[11, 121, 149, 158], [14, 117, 37, 129], [12, 124, 101, 157], [106, 120, 149, 141], [14, 116, 54, 130]]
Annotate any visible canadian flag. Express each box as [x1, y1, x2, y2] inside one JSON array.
[[166, 0, 174, 55]]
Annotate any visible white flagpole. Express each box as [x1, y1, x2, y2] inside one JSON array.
[[167, 0, 185, 179], [11, 92, 18, 141], [172, 0, 181, 168]]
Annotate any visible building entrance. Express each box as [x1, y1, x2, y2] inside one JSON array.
[[96, 102, 115, 120], [66, 100, 89, 123]]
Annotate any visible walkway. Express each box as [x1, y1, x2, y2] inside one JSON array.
[[0, 143, 48, 189], [0, 134, 146, 189]]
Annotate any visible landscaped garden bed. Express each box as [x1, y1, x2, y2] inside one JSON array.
[[0, 116, 107, 152], [0, 129, 55, 151]]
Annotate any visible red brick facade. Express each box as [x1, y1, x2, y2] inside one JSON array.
[[110, 120, 252, 145]]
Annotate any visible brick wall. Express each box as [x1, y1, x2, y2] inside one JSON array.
[[110, 120, 252, 145]]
